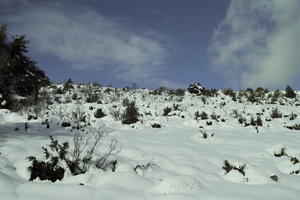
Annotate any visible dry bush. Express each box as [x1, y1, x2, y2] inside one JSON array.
[[27, 124, 120, 181], [109, 107, 122, 121]]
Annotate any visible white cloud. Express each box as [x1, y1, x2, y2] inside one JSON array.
[[209, 0, 300, 88], [0, 0, 172, 86]]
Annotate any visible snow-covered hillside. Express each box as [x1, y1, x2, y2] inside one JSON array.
[[1, 83, 300, 200]]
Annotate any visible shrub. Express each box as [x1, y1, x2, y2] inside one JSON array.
[[222, 88, 236, 99], [122, 101, 139, 124], [71, 106, 89, 130], [270, 108, 282, 118], [200, 130, 209, 139], [249, 116, 262, 126], [201, 96, 207, 104], [232, 109, 240, 118], [255, 87, 268, 98], [270, 90, 281, 104], [206, 121, 212, 126], [222, 160, 233, 174], [210, 112, 219, 121], [95, 138, 119, 171], [290, 157, 299, 165], [274, 148, 286, 157], [289, 112, 297, 120], [285, 85, 296, 98], [163, 107, 172, 116], [270, 175, 279, 182], [187, 83, 204, 95], [247, 93, 257, 103], [194, 111, 200, 120], [86, 93, 98, 103], [27, 136, 69, 182], [286, 123, 300, 130], [109, 107, 121, 121], [174, 88, 185, 96], [27, 125, 119, 181], [200, 111, 208, 120], [27, 156, 65, 182], [94, 108, 106, 118], [63, 78, 74, 91], [134, 162, 155, 176], [122, 98, 130, 107], [238, 117, 244, 124], [150, 86, 169, 95], [222, 160, 246, 176], [61, 122, 71, 127], [256, 116, 263, 126], [202, 88, 216, 97], [151, 123, 161, 128], [72, 93, 78, 100], [172, 104, 180, 111], [250, 117, 256, 126]]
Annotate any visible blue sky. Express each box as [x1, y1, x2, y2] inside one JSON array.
[[1, 0, 300, 89]]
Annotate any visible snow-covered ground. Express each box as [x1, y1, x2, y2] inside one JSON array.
[[1, 85, 300, 199]]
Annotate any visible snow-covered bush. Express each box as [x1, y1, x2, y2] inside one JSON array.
[[94, 108, 106, 118], [223, 160, 246, 176], [27, 125, 120, 181], [286, 123, 300, 130], [274, 147, 286, 157], [200, 111, 208, 120], [270, 175, 279, 182], [27, 136, 69, 182], [162, 107, 172, 116], [270, 108, 282, 119], [256, 116, 263, 126], [151, 123, 161, 128]]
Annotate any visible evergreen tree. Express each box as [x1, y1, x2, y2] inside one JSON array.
[[0, 25, 50, 108], [63, 78, 74, 91], [121, 101, 139, 124], [285, 85, 296, 98]]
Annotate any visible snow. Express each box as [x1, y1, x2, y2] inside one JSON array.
[[1, 85, 300, 199]]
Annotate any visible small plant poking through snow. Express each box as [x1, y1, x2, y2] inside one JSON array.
[[270, 175, 279, 182], [222, 160, 246, 176], [151, 123, 161, 128], [289, 112, 297, 120], [200, 129, 214, 139], [274, 147, 287, 157], [290, 156, 299, 165], [134, 162, 155, 176], [286, 123, 300, 130]]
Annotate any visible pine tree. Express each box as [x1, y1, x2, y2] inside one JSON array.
[[285, 85, 296, 98], [0, 25, 50, 108], [121, 101, 139, 124]]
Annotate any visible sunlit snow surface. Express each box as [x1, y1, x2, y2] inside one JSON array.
[[1, 86, 300, 200]]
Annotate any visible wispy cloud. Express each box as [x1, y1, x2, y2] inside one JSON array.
[[0, 0, 176, 87], [209, 0, 300, 88]]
